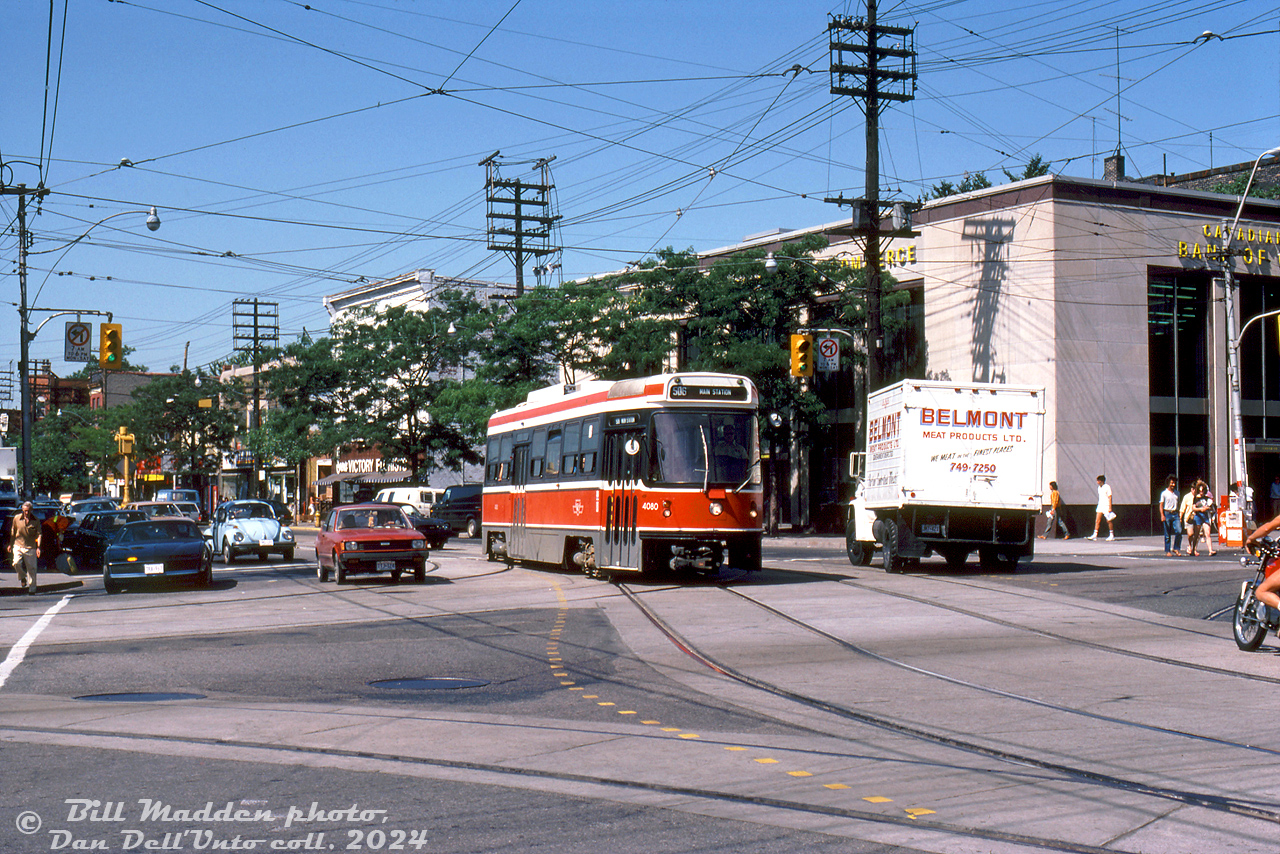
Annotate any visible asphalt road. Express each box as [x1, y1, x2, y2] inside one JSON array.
[[0, 533, 1271, 854]]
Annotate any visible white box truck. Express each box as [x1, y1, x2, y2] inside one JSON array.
[[0, 446, 17, 507], [846, 379, 1046, 572]]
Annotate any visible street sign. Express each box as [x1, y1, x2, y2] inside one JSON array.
[[65, 321, 94, 362], [817, 336, 840, 371]]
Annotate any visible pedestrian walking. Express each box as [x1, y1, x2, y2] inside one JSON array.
[[1158, 476, 1181, 556], [1039, 481, 1069, 539], [1087, 474, 1116, 541], [9, 501, 41, 594], [1187, 481, 1217, 556], [1269, 475, 1280, 520]]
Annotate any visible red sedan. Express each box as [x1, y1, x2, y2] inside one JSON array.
[[315, 503, 431, 584]]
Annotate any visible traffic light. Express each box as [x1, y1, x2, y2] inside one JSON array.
[[99, 323, 123, 370], [790, 333, 814, 377]]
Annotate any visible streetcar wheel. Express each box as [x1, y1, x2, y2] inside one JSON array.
[[1234, 582, 1268, 651], [728, 540, 761, 572], [881, 520, 903, 573]]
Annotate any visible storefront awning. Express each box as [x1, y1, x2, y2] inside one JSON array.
[[313, 472, 360, 486], [313, 470, 413, 487]]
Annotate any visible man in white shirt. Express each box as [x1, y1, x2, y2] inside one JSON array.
[[1157, 476, 1181, 556], [1087, 474, 1115, 541]]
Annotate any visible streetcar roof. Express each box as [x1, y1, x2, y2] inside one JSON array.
[[488, 372, 756, 430]]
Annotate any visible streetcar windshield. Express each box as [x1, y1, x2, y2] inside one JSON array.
[[650, 411, 758, 487]]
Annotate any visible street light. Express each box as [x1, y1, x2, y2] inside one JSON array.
[[1221, 144, 1280, 520], [16, 206, 161, 499]]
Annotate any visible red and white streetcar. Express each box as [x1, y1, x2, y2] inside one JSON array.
[[482, 372, 763, 577]]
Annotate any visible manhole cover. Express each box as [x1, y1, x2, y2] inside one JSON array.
[[370, 678, 489, 690], [76, 692, 206, 702]]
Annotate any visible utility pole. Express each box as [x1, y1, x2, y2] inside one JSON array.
[[482, 153, 561, 297], [827, 5, 917, 391], [232, 299, 279, 499], [2, 184, 50, 498]]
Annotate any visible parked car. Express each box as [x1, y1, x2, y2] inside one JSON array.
[[315, 503, 430, 584], [124, 501, 186, 519], [430, 483, 483, 538], [172, 502, 204, 524], [154, 488, 202, 506], [265, 499, 294, 526], [398, 503, 452, 550], [209, 499, 296, 563], [63, 497, 119, 522], [374, 487, 441, 516], [102, 517, 213, 593], [60, 510, 148, 574]]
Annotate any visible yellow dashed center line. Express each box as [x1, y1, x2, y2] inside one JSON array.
[[787, 771, 812, 777], [824, 784, 851, 790], [863, 796, 892, 804]]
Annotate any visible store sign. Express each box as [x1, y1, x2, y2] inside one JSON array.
[[1178, 221, 1280, 267]]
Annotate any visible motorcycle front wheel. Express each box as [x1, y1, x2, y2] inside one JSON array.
[[1233, 580, 1268, 651]]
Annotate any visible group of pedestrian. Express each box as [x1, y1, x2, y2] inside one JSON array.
[[1157, 476, 1218, 557], [1039, 475, 1117, 541]]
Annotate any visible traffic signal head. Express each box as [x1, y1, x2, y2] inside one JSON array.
[[100, 323, 123, 370], [790, 333, 814, 377]]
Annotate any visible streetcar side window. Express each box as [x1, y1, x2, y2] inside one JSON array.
[[580, 451, 596, 474], [498, 434, 513, 482], [546, 430, 562, 476], [561, 421, 580, 477], [530, 427, 547, 480]]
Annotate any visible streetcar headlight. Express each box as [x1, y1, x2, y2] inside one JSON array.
[[663, 500, 672, 518], [749, 501, 759, 519], [709, 501, 723, 516]]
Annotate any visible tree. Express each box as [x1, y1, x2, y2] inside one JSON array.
[[925, 171, 992, 200], [1003, 153, 1051, 183], [129, 372, 239, 484], [331, 302, 480, 480], [29, 407, 116, 496], [1208, 174, 1280, 200]]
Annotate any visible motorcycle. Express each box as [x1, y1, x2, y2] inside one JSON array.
[[1233, 536, 1280, 651]]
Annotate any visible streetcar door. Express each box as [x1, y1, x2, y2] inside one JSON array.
[[510, 443, 530, 560], [601, 429, 644, 571]]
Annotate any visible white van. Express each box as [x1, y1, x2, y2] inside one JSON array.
[[373, 487, 441, 515]]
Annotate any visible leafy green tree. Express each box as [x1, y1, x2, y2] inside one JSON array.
[[330, 302, 480, 480], [1207, 174, 1280, 200], [1002, 154, 1051, 183], [925, 171, 992, 200], [65, 345, 147, 379], [129, 372, 239, 482], [29, 406, 117, 496], [257, 334, 353, 470]]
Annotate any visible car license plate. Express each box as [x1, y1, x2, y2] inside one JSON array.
[[144, 563, 165, 575], [377, 560, 394, 572], [258, 539, 273, 548]]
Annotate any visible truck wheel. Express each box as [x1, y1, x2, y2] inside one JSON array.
[[979, 547, 1018, 573], [846, 528, 873, 567], [881, 520, 904, 573], [942, 548, 969, 571]]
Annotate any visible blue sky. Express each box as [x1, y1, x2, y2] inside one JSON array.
[[3, 0, 1279, 377]]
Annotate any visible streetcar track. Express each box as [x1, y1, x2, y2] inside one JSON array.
[[0, 723, 1138, 854], [834, 576, 1280, 685], [617, 582, 1280, 827], [720, 586, 1280, 758]]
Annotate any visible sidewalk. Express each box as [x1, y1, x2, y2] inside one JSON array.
[[767, 530, 1242, 560]]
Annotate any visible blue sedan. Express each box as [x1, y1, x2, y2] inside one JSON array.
[[103, 518, 214, 594]]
